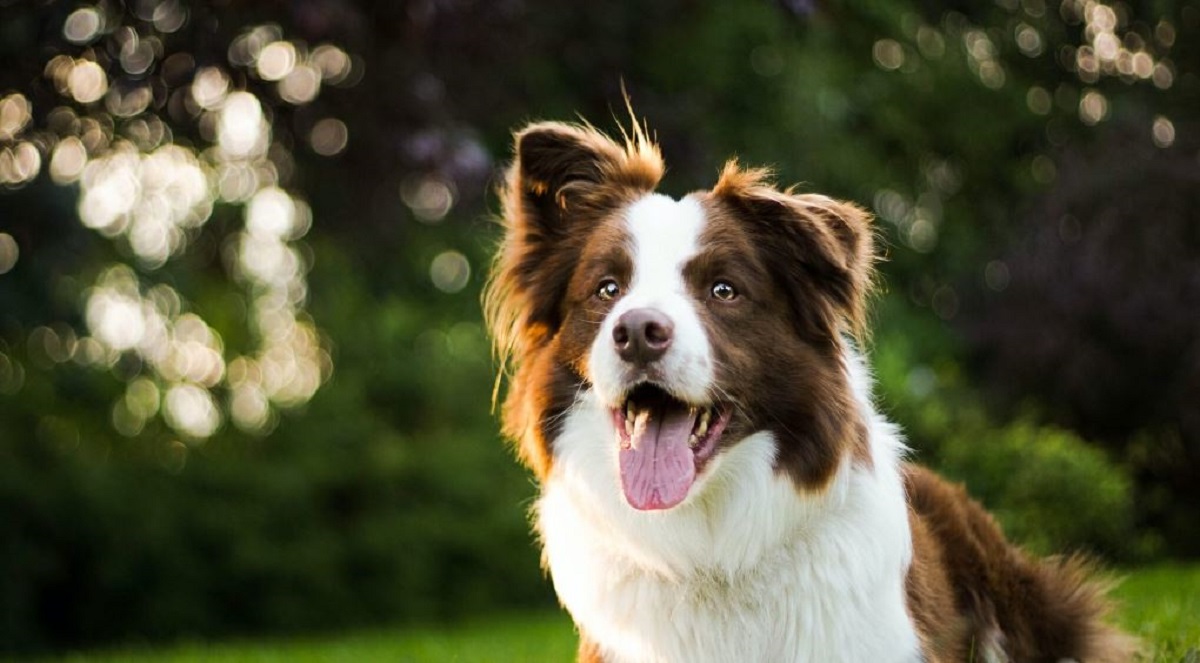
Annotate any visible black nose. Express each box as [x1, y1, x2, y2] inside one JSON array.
[[613, 308, 674, 365]]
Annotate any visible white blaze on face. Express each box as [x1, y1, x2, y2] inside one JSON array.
[[588, 193, 713, 405]]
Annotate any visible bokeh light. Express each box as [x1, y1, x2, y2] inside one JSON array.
[[192, 66, 231, 109], [50, 136, 88, 183], [1015, 23, 1043, 57], [117, 30, 157, 76], [431, 251, 471, 293], [1079, 89, 1108, 125], [1152, 116, 1175, 148], [1, 14, 356, 442], [1063, 0, 1172, 88], [148, 0, 188, 33], [916, 26, 944, 60], [246, 187, 297, 239], [63, 7, 104, 44], [86, 267, 151, 352], [311, 45, 353, 84], [78, 142, 212, 266], [279, 65, 321, 105], [1026, 86, 1052, 115], [230, 381, 272, 432], [309, 118, 348, 156], [906, 217, 938, 253], [0, 142, 42, 186], [0, 233, 18, 275], [401, 176, 455, 223], [164, 383, 221, 440], [964, 30, 1005, 89], [0, 93, 32, 141], [872, 39, 904, 71], [68, 60, 109, 104], [80, 264, 238, 438], [256, 41, 298, 81], [218, 91, 268, 158]]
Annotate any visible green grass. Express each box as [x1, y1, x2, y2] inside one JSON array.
[[37, 565, 1200, 663], [46, 613, 578, 663], [1116, 564, 1200, 662]]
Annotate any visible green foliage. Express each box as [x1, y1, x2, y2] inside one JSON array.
[[937, 420, 1135, 558], [0, 238, 552, 653], [871, 303, 1138, 559], [0, 422, 552, 652]]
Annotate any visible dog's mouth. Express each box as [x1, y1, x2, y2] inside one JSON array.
[[611, 383, 731, 511]]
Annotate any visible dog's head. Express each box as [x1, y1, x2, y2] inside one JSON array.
[[486, 121, 875, 510]]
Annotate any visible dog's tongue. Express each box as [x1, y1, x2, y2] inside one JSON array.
[[619, 404, 696, 511]]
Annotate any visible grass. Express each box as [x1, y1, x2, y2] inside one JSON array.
[[36, 565, 1199, 663], [1116, 564, 1200, 662], [47, 613, 577, 663]]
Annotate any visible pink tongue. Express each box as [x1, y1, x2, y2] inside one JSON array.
[[619, 406, 696, 511]]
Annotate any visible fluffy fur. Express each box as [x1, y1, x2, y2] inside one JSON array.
[[484, 120, 1136, 663]]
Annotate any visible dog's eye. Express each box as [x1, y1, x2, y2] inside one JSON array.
[[596, 279, 621, 301], [711, 281, 737, 301]]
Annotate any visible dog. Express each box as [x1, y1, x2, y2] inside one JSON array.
[[484, 119, 1137, 663]]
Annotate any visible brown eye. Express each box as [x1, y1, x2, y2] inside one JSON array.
[[711, 281, 737, 301], [597, 279, 621, 301]]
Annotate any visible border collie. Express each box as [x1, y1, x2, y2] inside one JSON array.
[[484, 119, 1136, 663]]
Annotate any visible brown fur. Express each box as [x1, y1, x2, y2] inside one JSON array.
[[484, 120, 1137, 663], [905, 465, 1140, 662]]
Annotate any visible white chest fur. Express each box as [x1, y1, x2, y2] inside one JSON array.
[[536, 393, 922, 663]]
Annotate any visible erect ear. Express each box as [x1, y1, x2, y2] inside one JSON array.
[[713, 162, 875, 342]]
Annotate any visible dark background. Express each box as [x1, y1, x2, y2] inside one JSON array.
[[1, 0, 1197, 653]]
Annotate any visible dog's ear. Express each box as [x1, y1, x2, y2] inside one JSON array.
[[488, 122, 663, 356], [713, 162, 875, 343], [516, 123, 616, 206], [512, 122, 661, 238]]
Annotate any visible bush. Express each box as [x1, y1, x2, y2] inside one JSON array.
[[871, 314, 1139, 560], [0, 242, 555, 655], [936, 420, 1136, 558]]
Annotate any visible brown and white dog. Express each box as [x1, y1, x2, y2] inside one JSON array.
[[484, 120, 1136, 663]]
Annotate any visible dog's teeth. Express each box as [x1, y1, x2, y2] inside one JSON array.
[[625, 416, 634, 437], [689, 433, 699, 448], [696, 409, 710, 437]]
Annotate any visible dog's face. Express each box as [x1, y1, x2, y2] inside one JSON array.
[[487, 122, 874, 510]]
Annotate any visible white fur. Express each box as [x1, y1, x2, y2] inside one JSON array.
[[588, 194, 714, 407], [539, 192, 923, 662]]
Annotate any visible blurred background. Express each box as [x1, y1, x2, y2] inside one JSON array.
[[0, 0, 1197, 655]]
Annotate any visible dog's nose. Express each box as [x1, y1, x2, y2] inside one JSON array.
[[613, 308, 673, 365]]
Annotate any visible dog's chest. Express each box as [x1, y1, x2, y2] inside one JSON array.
[[537, 480, 922, 663]]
